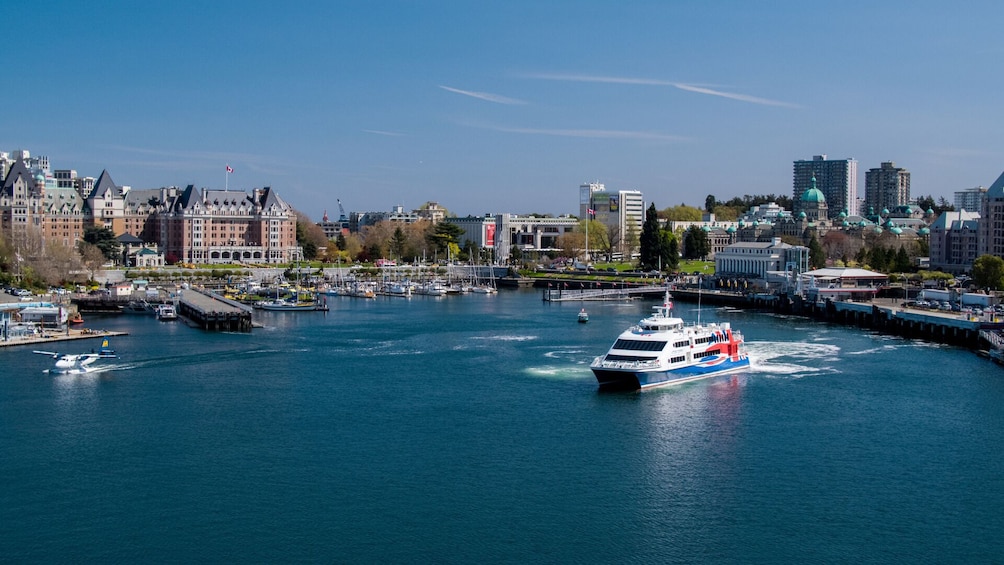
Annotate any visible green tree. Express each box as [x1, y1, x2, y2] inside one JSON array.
[[639, 203, 662, 270], [705, 194, 716, 213], [808, 235, 825, 269], [82, 226, 121, 261], [855, 246, 868, 266], [972, 255, 1004, 290], [869, 246, 888, 272], [683, 226, 710, 260], [894, 246, 912, 272], [662, 204, 703, 221], [426, 222, 464, 257], [390, 226, 407, 259], [659, 229, 679, 271]]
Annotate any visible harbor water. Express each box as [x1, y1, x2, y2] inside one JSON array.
[[2, 289, 1003, 562]]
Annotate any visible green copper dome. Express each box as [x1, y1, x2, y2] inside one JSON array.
[[801, 175, 826, 203]]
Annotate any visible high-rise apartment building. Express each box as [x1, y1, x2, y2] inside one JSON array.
[[580, 182, 644, 259], [864, 161, 911, 213], [792, 155, 858, 219], [954, 186, 986, 214]]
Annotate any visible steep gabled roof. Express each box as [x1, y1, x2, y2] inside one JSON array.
[[988, 170, 1004, 200], [2, 160, 36, 194], [90, 169, 119, 199], [174, 185, 199, 211]]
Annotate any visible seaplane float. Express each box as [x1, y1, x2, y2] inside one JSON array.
[[33, 339, 118, 375]]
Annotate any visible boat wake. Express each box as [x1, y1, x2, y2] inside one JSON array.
[[470, 334, 538, 342], [524, 365, 593, 380], [746, 340, 841, 378]]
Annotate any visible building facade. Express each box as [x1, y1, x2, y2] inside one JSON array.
[[0, 152, 301, 265], [979, 171, 1004, 260], [793, 155, 858, 219], [579, 182, 644, 258], [864, 161, 911, 214], [931, 210, 980, 274], [493, 213, 578, 263], [955, 186, 987, 214], [714, 238, 809, 279]]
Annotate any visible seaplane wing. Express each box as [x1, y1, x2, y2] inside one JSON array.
[[33, 350, 60, 358]]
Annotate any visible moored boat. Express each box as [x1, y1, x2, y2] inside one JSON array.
[[156, 304, 179, 320], [590, 292, 749, 390]]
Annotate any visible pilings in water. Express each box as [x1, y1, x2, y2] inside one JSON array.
[[177, 289, 253, 332]]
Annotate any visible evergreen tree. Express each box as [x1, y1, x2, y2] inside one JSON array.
[[426, 222, 464, 256], [666, 236, 682, 270], [390, 227, 407, 259], [855, 246, 868, 266], [639, 203, 662, 270], [808, 235, 825, 269], [705, 194, 716, 213], [894, 246, 912, 272], [683, 226, 710, 260], [869, 246, 888, 272], [81, 226, 121, 262]]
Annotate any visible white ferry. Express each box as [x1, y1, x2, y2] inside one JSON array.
[[590, 292, 749, 390]]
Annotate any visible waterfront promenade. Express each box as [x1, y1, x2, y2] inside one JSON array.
[[669, 287, 1001, 350]]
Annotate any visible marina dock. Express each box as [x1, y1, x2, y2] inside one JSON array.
[[0, 328, 128, 349], [542, 284, 667, 302], [177, 289, 253, 332]]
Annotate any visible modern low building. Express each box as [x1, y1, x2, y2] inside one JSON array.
[[493, 213, 578, 262]]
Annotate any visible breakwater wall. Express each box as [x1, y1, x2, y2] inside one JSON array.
[[669, 288, 1002, 350]]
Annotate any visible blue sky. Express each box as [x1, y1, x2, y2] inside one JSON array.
[[7, 1, 1004, 219]]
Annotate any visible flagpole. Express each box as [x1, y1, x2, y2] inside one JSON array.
[[225, 164, 229, 191]]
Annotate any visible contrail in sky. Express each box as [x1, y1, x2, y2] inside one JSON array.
[[524, 73, 799, 108], [439, 85, 527, 105]]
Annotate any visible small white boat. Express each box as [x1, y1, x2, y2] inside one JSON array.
[[259, 299, 321, 311], [578, 309, 589, 323], [156, 304, 178, 320]]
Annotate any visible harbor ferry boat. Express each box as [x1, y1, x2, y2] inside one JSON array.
[[590, 292, 749, 390]]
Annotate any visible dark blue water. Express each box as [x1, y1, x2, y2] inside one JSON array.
[[3, 290, 1003, 562]]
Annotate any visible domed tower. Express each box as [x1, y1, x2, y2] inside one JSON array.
[[800, 175, 828, 222]]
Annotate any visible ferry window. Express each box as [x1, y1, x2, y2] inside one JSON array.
[[605, 354, 657, 362], [612, 339, 668, 352]]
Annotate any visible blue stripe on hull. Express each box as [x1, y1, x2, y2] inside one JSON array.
[[593, 357, 750, 390]]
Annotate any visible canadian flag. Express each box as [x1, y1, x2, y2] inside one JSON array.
[[226, 165, 233, 173]]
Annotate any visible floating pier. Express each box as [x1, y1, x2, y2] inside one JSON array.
[[177, 289, 253, 332]]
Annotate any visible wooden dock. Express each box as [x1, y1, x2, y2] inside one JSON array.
[[177, 289, 253, 332], [542, 284, 668, 302]]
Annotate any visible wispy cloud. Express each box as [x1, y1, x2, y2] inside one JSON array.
[[473, 122, 689, 142], [362, 129, 407, 137], [101, 144, 285, 177], [439, 85, 527, 105], [523, 72, 799, 108]]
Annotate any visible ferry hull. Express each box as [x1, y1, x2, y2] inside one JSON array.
[[593, 356, 750, 390]]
